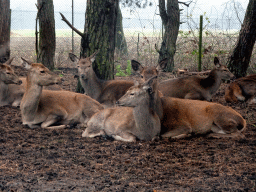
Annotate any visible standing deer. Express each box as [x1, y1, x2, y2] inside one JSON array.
[[0, 57, 24, 107], [82, 76, 161, 142], [225, 74, 256, 104], [20, 58, 103, 129], [158, 57, 235, 101], [69, 51, 167, 107]]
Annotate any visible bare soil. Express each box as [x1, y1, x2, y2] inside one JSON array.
[[0, 67, 256, 192]]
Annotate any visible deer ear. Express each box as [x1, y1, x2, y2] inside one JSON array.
[[69, 53, 79, 62], [131, 60, 144, 72], [142, 75, 158, 93], [158, 58, 168, 70], [89, 50, 100, 63], [214, 57, 221, 68], [21, 57, 32, 70], [4, 57, 15, 66]]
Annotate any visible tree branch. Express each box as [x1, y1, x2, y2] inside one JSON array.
[[178, 1, 192, 7], [59, 12, 84, 37]]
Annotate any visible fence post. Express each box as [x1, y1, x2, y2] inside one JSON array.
[[198, 15, 203, 72], [72, 0, 74, 53]]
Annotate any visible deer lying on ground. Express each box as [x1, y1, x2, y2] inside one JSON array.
[[158, 57, 235, 101], [82, 76, 161, 142], [134, 62, 246, 139], [0, 57, 24, 107], [225, 74, 256, 104], [160, 97, 246, 139], [82, 72, 246, 140], [20, 58, 104, 129], [69, 51, 167, 107]]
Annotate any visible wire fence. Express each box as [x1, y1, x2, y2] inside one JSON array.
[[9, 1, 255, 73]]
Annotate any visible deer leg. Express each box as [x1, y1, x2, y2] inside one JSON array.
[[112, 132, 137, 142], [184, 92, 202, 100], [161, 126, 192, 139], [82, 128, 105, 138], [41, 115, 66, 129]]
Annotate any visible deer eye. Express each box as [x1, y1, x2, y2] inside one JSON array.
[[6, 72, 10, 75], [40, 71, 45, 74], [130, 93, 135, 96], [141, 75, 144, 78]]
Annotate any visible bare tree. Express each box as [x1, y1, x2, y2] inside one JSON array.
[[0, 0, 11, 63], [227, 0, 256, 77], [156, 0, 180, 72], [36, 0, 56, 70]]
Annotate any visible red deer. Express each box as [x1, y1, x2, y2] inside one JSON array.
[[0, 57, 23, 107], [20, 58, 103, 129], [69, 51, 167, 107], [158, 57, 235, 101], [225, 74, 256, 104], [82, 76, 161, 142], [82, 74, 246, 141]]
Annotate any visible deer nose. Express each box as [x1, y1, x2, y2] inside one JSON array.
[[81, 74, 86, 79], [18, 80, 22, 85], [74, 74, 79, 79]]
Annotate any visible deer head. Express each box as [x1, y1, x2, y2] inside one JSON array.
[[21, 58, 62, 86], [117, 76, 158, 107], [0, 57, 21, 85], [213, 57, 235, 80]]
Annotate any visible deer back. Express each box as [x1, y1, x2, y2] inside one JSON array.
[[158, 57, 235, 101]]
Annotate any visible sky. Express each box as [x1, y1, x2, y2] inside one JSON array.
[[10, 0, 249, 30], [10, 0, 249, 16]]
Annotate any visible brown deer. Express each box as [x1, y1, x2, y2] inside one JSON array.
[[0, 57, 24, 107], [82, 72, 246, 140], [225, 74, 256, 104], [160, 97, 246, 139], [20, 58, 104, 129], [69, 51, 167, 107], [158, 57, 235, 101], [82, 76, 161, 142]]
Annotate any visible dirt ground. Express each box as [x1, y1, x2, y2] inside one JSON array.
[[0, 66, 256, 192]]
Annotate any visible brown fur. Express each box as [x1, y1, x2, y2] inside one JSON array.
[[225, 74, 256, 104], [20, 58, 103, 129], [0, 58, 23, 107], [160, 97, 246, 138], [158, 57, 235, 101], [82, 76, 161, 142], [69, 52, 167, 107]]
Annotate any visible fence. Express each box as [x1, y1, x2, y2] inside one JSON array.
[[9, 1, 255, 73]]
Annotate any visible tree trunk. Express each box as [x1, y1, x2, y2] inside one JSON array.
[[157, 0, 180, 72], [37, 0, 56, 70], [115, 4, 128, 55], [227, 0, 256, 78], [0, 0, 11, 63], [82, 0, 119, 80]]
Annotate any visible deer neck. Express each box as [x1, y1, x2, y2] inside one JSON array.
[[0, 80, 10, 105], [80, 68, 103, 100], [133, 93, 160, 140], [201, 69, 222, 94], [21, 76, 42, 121]]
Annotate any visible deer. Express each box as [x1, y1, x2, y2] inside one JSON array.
[[69, 51, 168, 107], [158, 57, 235, 101], [20, 58, 104, 129], [0, 57, 24, 107], [225, 74, 256, 104], [82, 76, 161, 142], [82, 72, 246, 140]]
